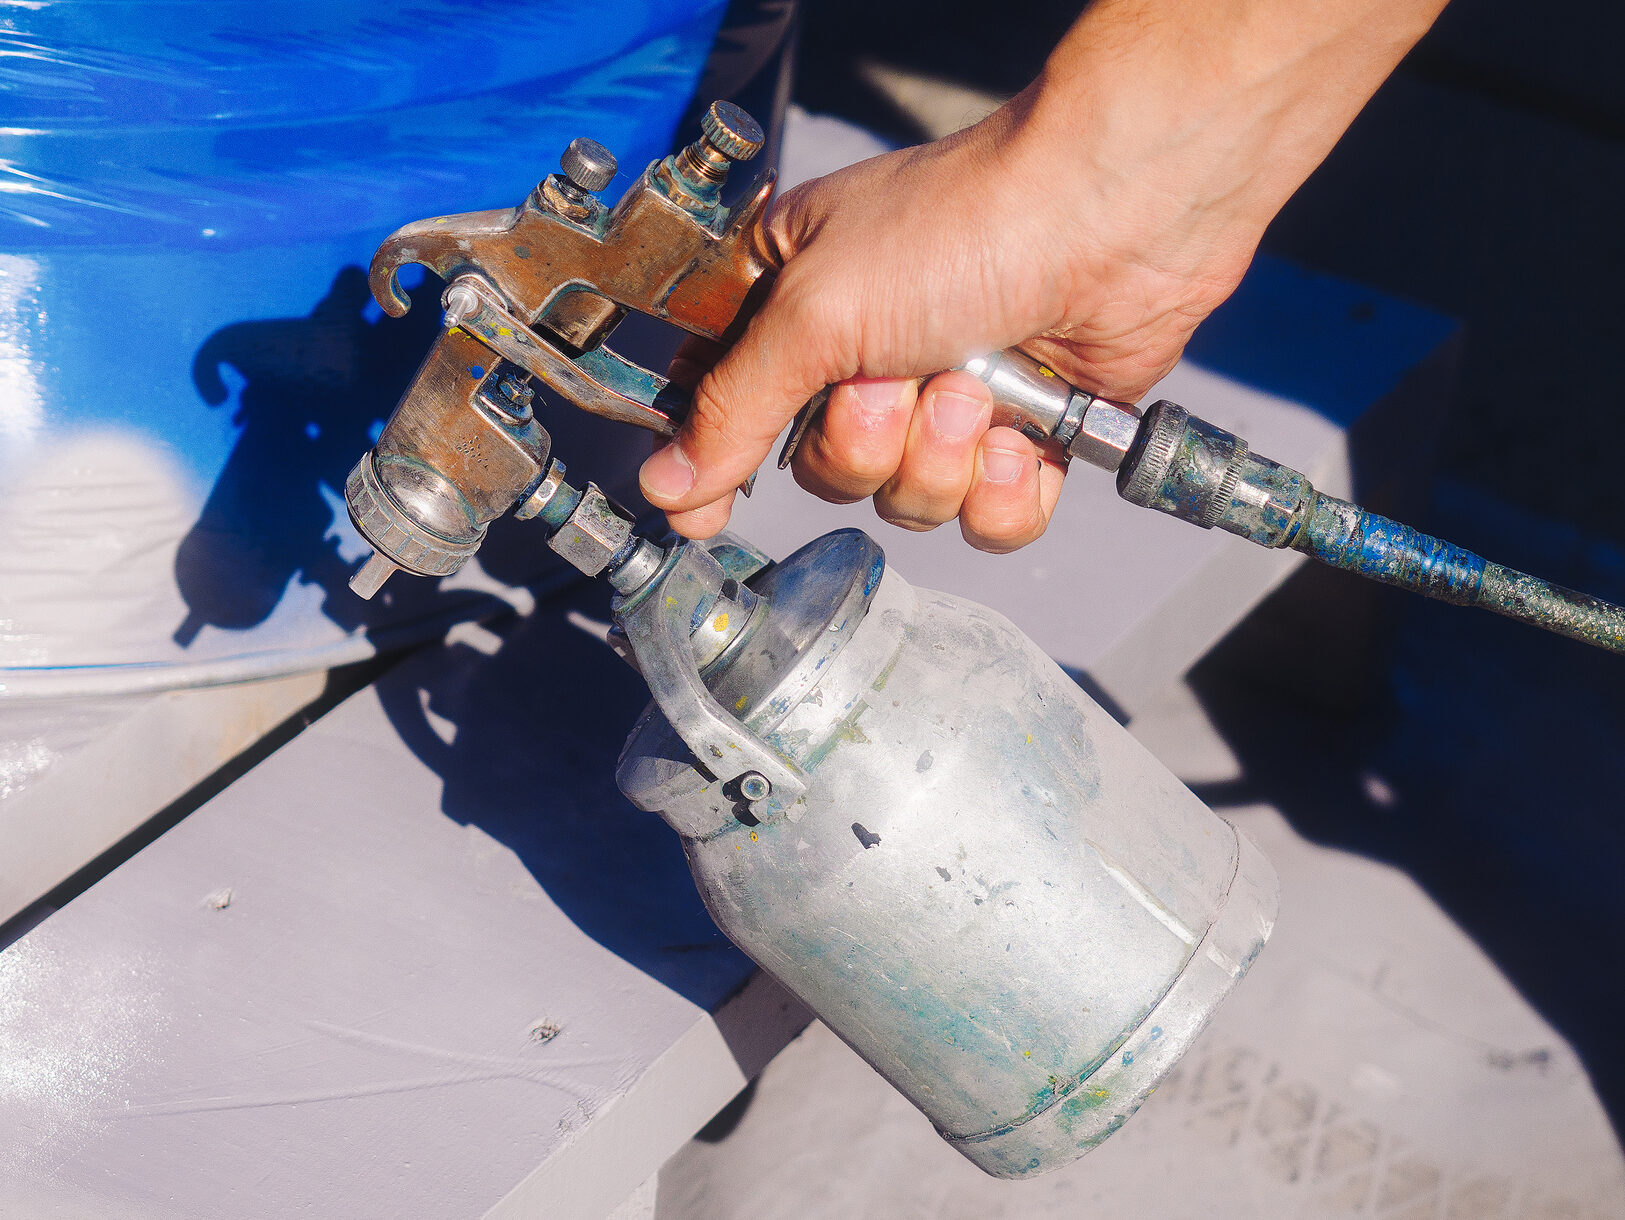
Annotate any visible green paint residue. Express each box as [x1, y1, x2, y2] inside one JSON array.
[[1055, 1088, 1112, 1135]]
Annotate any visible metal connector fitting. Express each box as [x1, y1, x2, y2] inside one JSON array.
[[1067, 399, 1141, 471], [514, 459, 569, 522], [962, 350, 1072, 442], [547, 482, 635, 576], [1116, 400, 1313, 548], [607, 538, 667, 596]]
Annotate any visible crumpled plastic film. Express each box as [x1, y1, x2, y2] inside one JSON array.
[[0, 0, 731, 691]]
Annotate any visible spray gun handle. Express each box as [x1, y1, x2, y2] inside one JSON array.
[[775, 348, 1144, 474], [774, 347, 1625, 655]]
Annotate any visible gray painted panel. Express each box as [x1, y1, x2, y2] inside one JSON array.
[[0, 587, 769, 1218]]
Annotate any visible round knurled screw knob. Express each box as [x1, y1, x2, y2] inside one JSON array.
[[559, 137, 617, 193], [701, 100, 764, 162]]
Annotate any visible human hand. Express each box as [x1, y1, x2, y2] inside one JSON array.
[[640, 0, 1446, 551]]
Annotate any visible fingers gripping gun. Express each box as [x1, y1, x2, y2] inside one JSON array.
[[345, 101, 774, 598]]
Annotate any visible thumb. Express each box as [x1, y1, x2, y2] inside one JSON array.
[[639, 268, 848, 522]]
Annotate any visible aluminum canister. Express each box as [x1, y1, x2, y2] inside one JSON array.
[[616, 529, 1278, 1177]]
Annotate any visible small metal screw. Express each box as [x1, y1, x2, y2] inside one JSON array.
[[497, 375, 534, 410], [701, 101, 764, 163], [738, 771, 771, 802], [559, 137, 617, 193], [479, 371, 534, 424]]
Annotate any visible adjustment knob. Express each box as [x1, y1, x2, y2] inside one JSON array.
[[559, 137, 617, 193], [700, 101, 764, 163]]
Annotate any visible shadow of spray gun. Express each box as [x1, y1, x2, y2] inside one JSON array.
[[173, 266, 441, 647]]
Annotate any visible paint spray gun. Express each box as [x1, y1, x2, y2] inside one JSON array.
[[340, 102, 1617, 1178]]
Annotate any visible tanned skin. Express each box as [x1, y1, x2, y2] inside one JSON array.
[[641, 0, 1450, 552]]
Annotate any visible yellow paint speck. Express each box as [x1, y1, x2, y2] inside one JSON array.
[[1026, 733, 1033, 745], [735, 694, 749, 711], [1023, 1050, 1032, 1058], [749, 830, 759, 842], [713, 613, 729, 632], [497, 326, 513, 337], [1039, 365, 1055, 377], [665, 596, 677, 608], [735, 844, 742, 851], [434, 217, 447, 224]]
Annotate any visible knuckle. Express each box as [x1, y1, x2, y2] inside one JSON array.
[[961, 494, 1048, 554], [812, 425, 896, 488], [791, 454, 865, 505]]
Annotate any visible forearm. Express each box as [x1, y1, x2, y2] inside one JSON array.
[[644, 0, 1448, 546], [1007, 0, 1447, 261]]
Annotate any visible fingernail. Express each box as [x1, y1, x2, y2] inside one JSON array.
[[640, 442, 696, 503], [982, 447, 1029, 484], [667, 357, 706, 389], [848, 378, 905, 424], [929, 391, 984, 440]]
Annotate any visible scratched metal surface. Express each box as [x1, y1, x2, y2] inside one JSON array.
[[0, 582, 780, 1218]]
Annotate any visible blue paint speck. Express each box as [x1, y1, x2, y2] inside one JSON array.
[[1149, 1026, 1163, 1041], [1122, 1051, 1133, 1065], [470, 364, 485, 378]]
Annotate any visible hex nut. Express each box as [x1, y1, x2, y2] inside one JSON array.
[[1070, 399, 1144, 473], [546, 483, 633, 576]]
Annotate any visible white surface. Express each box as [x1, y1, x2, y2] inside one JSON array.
[[606, 1173, 659, 1220], [0, 592, 807, 1220], [0, 671, 325, 922], [656, 683, 1625, 1220]]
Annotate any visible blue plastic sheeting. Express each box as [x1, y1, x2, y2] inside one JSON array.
[[0, 2, 726, 684]]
